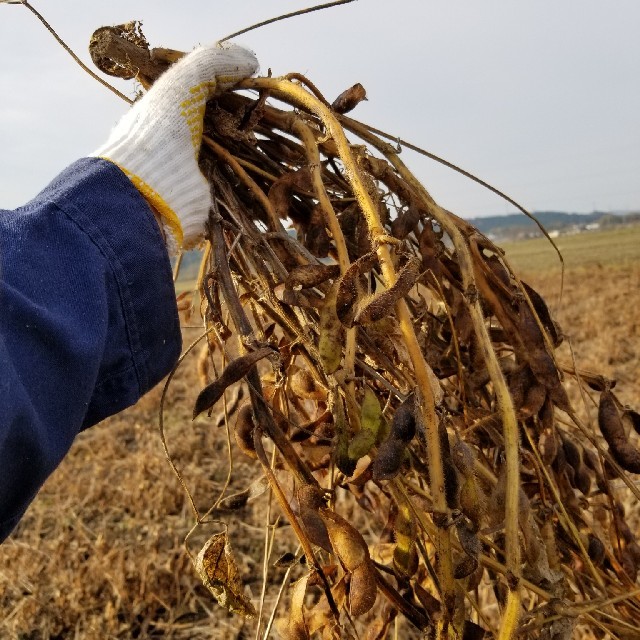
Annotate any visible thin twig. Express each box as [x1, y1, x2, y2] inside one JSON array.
[[19, 0, 133, 104], [219, 0, 358, 42]]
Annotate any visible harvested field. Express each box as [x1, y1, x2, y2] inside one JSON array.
[[2, 227, 639, 639]]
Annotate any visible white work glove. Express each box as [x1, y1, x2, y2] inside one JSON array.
[[92, 42, 259, 254]]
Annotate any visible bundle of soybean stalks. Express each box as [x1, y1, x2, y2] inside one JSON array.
[[91, 24, 640, 640]]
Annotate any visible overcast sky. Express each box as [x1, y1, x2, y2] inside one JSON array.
[[1, 0, 639, 217]]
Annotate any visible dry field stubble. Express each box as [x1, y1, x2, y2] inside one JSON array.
[[1, 226, 639, 639]]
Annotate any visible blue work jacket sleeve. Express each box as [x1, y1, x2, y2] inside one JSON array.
[[0, 157, 182, 541]]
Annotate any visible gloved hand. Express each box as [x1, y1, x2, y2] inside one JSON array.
[[92, 42, 259, 254]]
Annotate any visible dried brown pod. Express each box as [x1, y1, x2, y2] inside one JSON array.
[[372, 437, 407, 482], [622, 407, 640, 437], [521, 281, 563, 347], [519, 383, 547, 419], [349, 560, 378, 617], [218, 489, 250, 510], [321, 509, 370, 571], [538, 398, 559, 466], [587, 534, 606, 567], [193, 346, 276, 418], [234, 403, 258, 459], [598, 388, 640, 473], [318, 282, 344, 374], [393, 506, 418, 578], [332, 82, 367, 114], [390, 395, 417, 443], [454, 520, 481, 580], [299, 508, 332, 553]]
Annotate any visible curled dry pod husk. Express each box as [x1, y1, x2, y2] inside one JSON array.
[[390, 205, 422, 239], [336, 251, 377, 326], [372, 437, 407, 481], [390, 395, 417, 443], [598, 388, 640, 473], [268, 167, 313, 221], [321, 509, 370, 571], [354, 257, 421, 325], [349, 560, 378, 617], [234, 403, 257, 459], [285, 263, 340, 290], [331, 82, 367, 114]]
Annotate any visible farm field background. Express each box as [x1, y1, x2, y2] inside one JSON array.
[[1, 226, 640, 639]]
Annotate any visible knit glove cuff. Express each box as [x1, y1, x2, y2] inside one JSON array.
[[92, 42, 258, 254]]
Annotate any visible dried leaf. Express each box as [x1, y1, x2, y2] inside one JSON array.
[[268, 168, 313, 221], [219, 476, 269, 511], [194, 532, 256, 618], [390, 205, 422, 239], [193, 347, 276, 418], [286, 574, 311, 640], [332, 82, 367, 114]]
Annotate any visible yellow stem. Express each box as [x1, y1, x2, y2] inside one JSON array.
[[292, 120, 357, 395], [242, 76, 455, 606], [337, 114, 522, 634]]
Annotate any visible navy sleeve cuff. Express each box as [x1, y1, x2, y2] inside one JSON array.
[[41, 157, 182, 426]]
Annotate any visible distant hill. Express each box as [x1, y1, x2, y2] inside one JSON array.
[[466, 210, 640, 241], [174, 211, 640, 285]]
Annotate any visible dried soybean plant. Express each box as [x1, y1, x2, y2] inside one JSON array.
[[90, 23, 640, 640]]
